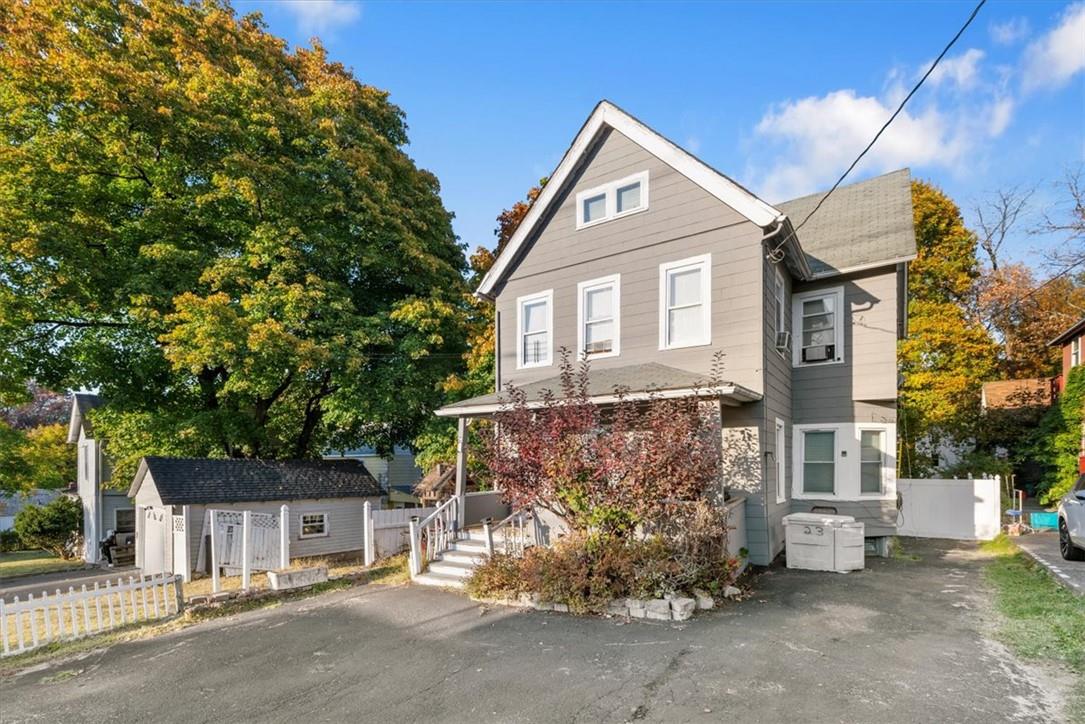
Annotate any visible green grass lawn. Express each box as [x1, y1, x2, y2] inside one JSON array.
[[0, 550, 86, 580], [982, 536, 1085, 721]]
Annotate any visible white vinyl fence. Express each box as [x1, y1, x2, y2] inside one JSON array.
[[367, 505, 437, 565], [196, 508, 289, 593], [0, 573, 183, 658], [897, 476, 1001, 541]]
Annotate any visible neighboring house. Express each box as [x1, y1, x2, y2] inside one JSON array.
[[1050, 316, 1084, 393], [980, 378, 1056, 410], [324, 445, 422, 494], [0, 489, 62, 531], [1049, 317, 1085, 474], [128, 457, 383, 577], [66, 393, 134, 563], [435, 101, 915, 566]]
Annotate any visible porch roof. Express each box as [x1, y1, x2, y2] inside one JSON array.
[[434, 362, 761, 418]]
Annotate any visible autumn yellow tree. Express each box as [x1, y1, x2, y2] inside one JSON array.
[[899, 181, 1000, 476]]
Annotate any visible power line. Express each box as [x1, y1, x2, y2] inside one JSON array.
[[769, 0, 988, 261]]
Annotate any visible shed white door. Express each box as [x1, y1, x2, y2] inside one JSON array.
[[142, 506, 170, 575]]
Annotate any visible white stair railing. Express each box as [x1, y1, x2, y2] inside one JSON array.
[[483, 506, 536, 558], [407, 496, 460, 577]]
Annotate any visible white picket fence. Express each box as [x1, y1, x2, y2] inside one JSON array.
[[0, 573, 183, 658]]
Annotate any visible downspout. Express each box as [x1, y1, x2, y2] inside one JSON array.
[[761, 216, 788, 562], [762, 215, 788, 263]]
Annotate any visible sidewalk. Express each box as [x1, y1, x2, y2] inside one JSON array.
[[1013, 531, 1085, 595], [0, 565, 141, 603]]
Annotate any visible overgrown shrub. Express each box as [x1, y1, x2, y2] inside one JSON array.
[[0, 528, 23, 552], [1031, 366, 1085, 504], [13, 496, 83, 559], [469, 504, 740, 615]]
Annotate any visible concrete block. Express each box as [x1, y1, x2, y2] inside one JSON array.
[[627, 599, 647, 619], [267, 566, 328, 591], [645, 599, 671, 621], [188, 595, 210, 606], [722, 585, 741, 599], [607, 599, 629, 617], [519, 592, 540, 607], [552, 603, 569, 613], [670, 597, 696, 621], [209, 592, 232, 603], [692, 589, 715, 610]]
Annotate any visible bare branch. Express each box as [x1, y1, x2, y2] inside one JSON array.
[[973, 184, 1035, 271]]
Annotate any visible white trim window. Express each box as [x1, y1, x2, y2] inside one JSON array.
[[575, 170, 649, 229], [659, 254, 711, 350], [516, 289, 553, 369], [859, 428, 886, 495], [792, 286, 845, 366], [774, 267, 788, 356], [299, 512, 329, 539], [1072, 336, 1081, 368], [775, 418, 787, 504], [800, 428, 837, 495], [577, 274, 620, 359]]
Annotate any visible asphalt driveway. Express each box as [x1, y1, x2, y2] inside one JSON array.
[[0, 539, 1068, 723]]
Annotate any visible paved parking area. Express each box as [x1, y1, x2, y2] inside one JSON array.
[[1014, 531, 1085, 595], [0, 567, 141, 604], [0, 539, 1069, 723]]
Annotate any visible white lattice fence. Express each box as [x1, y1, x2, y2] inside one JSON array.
[[196, 507, 289, 593], [0, 574, 182, 658]]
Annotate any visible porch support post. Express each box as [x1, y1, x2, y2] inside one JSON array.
[[455, 416, 468, 529]]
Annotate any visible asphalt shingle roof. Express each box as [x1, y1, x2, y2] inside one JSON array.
[[439, 362, 753, 413], [778, 169, 917, 278], [131, 457, 382, 505]]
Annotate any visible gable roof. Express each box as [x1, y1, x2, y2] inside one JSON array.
[[476, 100, 796, 298], [436, 362, 760, 417], [128, 457, 382, 505], [777, 169, 917, 278], [1049, 317, 1085, 347], [67, 392, 103, 443]]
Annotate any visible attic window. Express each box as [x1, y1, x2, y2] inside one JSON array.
[[575, 171, 649, 229]]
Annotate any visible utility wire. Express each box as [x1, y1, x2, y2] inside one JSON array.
[[978, 256, 1085, 325], [769, 0, 988, 261]]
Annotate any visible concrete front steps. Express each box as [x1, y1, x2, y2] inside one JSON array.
[[411, 532, 489, 589]]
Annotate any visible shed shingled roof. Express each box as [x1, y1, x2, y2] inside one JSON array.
[[778, 168, 918, 278], [129, 457, 382, 505]]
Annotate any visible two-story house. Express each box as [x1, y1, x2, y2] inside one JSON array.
[[436, 101, 915, 565]]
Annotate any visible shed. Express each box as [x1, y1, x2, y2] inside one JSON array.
[[128, 457, 382, 577]]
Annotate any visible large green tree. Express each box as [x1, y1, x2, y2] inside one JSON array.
[[899, 180, 1000, 476], [413, 181, 545, 472], [0, 0, 468, 481]]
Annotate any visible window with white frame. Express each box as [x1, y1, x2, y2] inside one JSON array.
[[859, 429, 885, 494], [659, 254, 711, 349], [792, 287, 844, 366], [517, 290, 553, 368], [575, 171, 649, 229], [299, 512, 329, 538], [578, 274, 620, 358], [801, 429, 836, 495], [774, 268, 788, 354], [1072, 336, 1081, 368], [775, 418, 787, 504]]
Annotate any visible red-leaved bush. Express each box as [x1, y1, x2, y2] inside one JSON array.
[[483, 350, 724, 535]]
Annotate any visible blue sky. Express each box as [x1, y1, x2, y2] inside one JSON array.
[[241, 1, 1084, 269]]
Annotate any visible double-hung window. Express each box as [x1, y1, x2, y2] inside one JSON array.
[[792, 287, 844, 366], [775, 418, 787, 504], [859, 429, 885, 494], [577, 275, 620, 358], [576, 171, 649, 229], [517, 290, 553, 369], [659, 254, 711, 349], [801, 429, 836, 495], [300, 512, 329, 538], [1072, 336, 1081, 368]]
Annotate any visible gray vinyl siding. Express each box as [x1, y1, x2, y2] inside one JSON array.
[[792, 267, 900, 424], [494, 127, 765, 394], [721, 402, 769, 564], [101, 492, 133, 533], [761, 261, 793, 563]]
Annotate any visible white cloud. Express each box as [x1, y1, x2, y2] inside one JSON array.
[[281, 1, 362, 35], [989, 17, 1030, 45], [923, 48, 985, 90], [749, 82, 1014, 202], [1021, 2, 1085, 91]]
